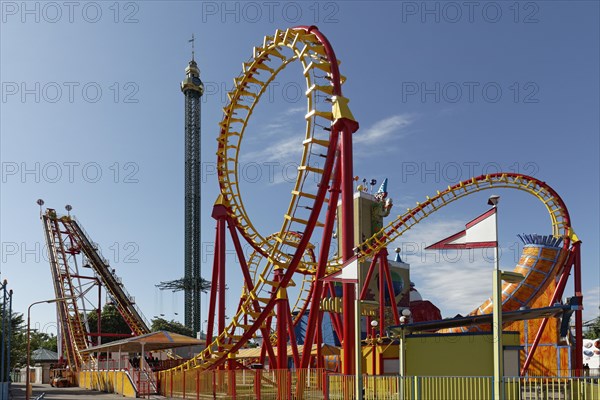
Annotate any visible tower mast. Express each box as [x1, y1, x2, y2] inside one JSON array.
[[180, 35, 204, 333]]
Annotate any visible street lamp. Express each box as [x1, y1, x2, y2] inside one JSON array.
[[370, 320, 379, 374], [26, 297, 71, 400], [397, 308, 411, 400], [398, 309, 411, 378]]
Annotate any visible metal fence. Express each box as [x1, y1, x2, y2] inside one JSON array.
[[152, 369, 600, 399]]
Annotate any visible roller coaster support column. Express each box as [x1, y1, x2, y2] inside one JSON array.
[[300, 153, 341, 370], [275, 268, 288, 370], [207, 196, 228, 359], [573, 241, 583, 375], [333, 95, 359, 378]]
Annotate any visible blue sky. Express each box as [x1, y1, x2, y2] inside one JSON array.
[[1, 1, 598, 336]]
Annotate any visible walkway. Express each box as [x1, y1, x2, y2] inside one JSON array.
[[9, 383, 167, 400]]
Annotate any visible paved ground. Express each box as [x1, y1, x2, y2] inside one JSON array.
[[9, 383, 168, 399]]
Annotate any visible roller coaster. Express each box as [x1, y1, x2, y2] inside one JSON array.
[[41, 26, 584, 382], [41, 208, 150, 371]]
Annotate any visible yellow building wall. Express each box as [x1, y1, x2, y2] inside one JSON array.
[[78, 370, 137, 398], [361, 332, 520, 376]]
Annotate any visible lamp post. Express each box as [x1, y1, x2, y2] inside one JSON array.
[[398, 309, 411, 378], [370, 320, 378, 375], [398, 309, 411, 400], [488, 194, 503, 400], [26, 298, 71, 400], [355, 279, 363, 400]]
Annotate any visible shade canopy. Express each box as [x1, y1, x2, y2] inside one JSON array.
[[235, 344, 340, 359], [80, 331, 204, 354]]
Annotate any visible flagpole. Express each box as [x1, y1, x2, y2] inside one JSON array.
[[489, 195, 503, 400]]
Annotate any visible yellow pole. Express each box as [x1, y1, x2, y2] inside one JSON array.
[[491, 203, 503, 400], [355, 290, 363, 399]]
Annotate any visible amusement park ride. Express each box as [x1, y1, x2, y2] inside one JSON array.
[[39, 25, 584, 388]]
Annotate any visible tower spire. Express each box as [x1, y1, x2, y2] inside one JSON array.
[[189, 33, 195, 61]]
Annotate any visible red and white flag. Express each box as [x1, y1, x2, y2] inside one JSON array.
[[322, 256, 359, 283], [425, 208, 498, 250]]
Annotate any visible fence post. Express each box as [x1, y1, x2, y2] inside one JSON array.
[[196, 369, 200, 400], [170, 369, 173, 398], [183, 369, 186, 399], [288, 370, 292, 400], [323, 371, 329, 400], [254, 369, 261, 399], [212, 370, 216, 399]]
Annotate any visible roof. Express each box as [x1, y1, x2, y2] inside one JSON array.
[[80, 331, 204, 353], [31, 348, 59, 362]]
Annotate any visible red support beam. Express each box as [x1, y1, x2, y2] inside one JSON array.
[[573, 243, 583, 375], [381, 253, 400, 325], [340, 124, 356, 375], [275, 269, 288, 370], [205, 225, 220, 346], [360, 254, 380, 300], [300, 154, 341, 369], [286, 307, 300, 368], [226, 217, 277, 364], [217, 218, 226, 348], [378, 255, 386, 336]]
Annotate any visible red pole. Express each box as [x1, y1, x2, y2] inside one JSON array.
[[325, 283, 344, 341], [340, 124, 356, 375], [205, 224, 220, 346], [97, 284, 102, 346], [254, 370, 261, 398], [316, 310, 324, 369], [227, 217, 278, 364], [378, 255, 386, 337], [573, 244, 583, 376], [286, 308, 300, 368], [360, 254, 380, 300], [381, 253, 400, 325], [275, 269, 288, 370], [300, 155, 341, 369], [217, 217, 226, 351]]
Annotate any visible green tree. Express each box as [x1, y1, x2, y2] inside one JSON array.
[[584, 314, 600, 339], [1, 312, 26, 369], [150, 318, 194, 337], [86, 304, 132, 345]]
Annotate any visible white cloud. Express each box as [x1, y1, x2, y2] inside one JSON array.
[[583, 286, 600, 322], [243, 136, 301, 163], [354, 114, 415, 145], [390, 218, 491, 317], [284, 106, 305, 116]]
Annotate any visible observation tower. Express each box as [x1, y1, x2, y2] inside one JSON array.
[[180, 39, 204, 333]]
